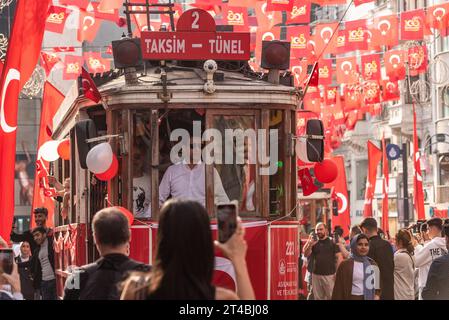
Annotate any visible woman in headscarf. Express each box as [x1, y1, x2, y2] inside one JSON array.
[[15, 241, 34, 300], [332, 234, 381, 300]]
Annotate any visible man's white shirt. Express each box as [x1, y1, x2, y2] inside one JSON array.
[[159, 161, 230, 207]]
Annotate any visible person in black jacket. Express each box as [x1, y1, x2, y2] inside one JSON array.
[[31, 227, 56, 300], [10, 207, 53, 254], [360, 217, 394, 300], [422, 223, 449, 300], [63, 207, 150, 300]]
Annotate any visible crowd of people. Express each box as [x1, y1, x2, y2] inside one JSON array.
[[302, 217, 449, 300], [2, 202, 449, 300], [0, 200, 255, 300]]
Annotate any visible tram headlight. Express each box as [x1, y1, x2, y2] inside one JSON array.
[[261, 40, 290, 70]]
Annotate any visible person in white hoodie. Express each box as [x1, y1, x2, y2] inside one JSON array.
[[414, 217, 448, 300]]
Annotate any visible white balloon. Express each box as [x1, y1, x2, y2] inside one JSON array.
[[39, 140, 61, 162], [86, 142, 113, 174]]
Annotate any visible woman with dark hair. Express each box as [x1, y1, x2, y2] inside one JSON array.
[[120, 199, 255, 300], [332, 234, 381, 300], [394, 229, 415, 300]]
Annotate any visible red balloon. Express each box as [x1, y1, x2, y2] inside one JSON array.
[[95, 155, 118, 181], [314, 159, 338, 184], [57, 139, 70, 160], [114, 206, 134, 225]]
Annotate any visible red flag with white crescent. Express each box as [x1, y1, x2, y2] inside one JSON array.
[[363, 141, 382, 217], [384, 50, 406, 81], [413, 103, 426, 220], [336, 56, 359, 84], [327, 156, 350, 239], [372, 15, 399, 48], [0, 0, 51, 241], [381, 134, 390, 236], [81, 67, 102, 103], [32, 82, 65, 228]]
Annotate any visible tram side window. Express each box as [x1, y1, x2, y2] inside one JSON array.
[[133, 112, 152, 219], [269, 110, 285, 217], [212, 115, 258, 216]]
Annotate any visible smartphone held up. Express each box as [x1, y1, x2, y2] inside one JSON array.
[[216, 201, 239, 243]]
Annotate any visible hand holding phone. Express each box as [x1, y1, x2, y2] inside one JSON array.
[[0, 248, 14, 275], [217, 202, 238, 244]]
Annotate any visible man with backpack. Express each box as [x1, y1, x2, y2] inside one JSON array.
[[63, 207, 150, 300]]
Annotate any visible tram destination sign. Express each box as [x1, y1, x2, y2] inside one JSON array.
[[140, 8, 250, 61]]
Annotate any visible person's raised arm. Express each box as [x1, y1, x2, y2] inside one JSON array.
[[414, 242, 431, 268], [158, 167, 172, 207], [215, 218, 255, 300], [303, 234, 317, 258]]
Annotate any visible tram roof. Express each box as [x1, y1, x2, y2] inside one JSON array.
[[52, 63, 299, 138]]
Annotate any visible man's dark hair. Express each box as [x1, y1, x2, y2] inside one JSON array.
[[420, 222, 428, 233], [31, 226, 47, 235], [92, 207, 130, 247], [350, 225, 362, 236], [360, 217, 377, 232], [427, 217, 443, 230], [443, 223, 449, 238], [33, 207, 48, 217]]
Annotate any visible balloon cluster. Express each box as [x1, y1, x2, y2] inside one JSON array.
[[39, 138, 70, 162], [38, 140, 118, 181], [86, 142, 118, 181]]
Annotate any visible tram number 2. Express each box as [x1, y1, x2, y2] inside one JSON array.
[[191, 11, 199, 29], [285, 241, 295, 256]]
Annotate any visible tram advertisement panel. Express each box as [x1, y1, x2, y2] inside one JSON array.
[[269, 222, 299, 300]]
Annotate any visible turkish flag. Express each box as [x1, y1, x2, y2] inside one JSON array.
[[84, 52, 110, 74], [287, 26, 310, 58], [53, 47, 75, 52], [336, 56, 359, 84], [0, 0, 51, 241], [40, 51, 61, 76], [361, 54, 381, 81], [401, 9, 426, 41], [222, 5, 249, 32], [318, 59, 333, 86], [324, 86, 338, 106], [345, 110, 359, 131], [266, 0, 294, 12], [363, 141, 382, 217], [365, 28, 380, 51], [342, 84, 362, 111], [254, 1, 283, 30], [298, 168, 318, 196], [327, 156, 350, 238], [381, 134, 390, 236], [286, 0, 311, 24], [78, 10, 102, 42], [31, 82, 65, 228], [381, 79, 401, 101], [336, 30, 347, 54], [345, 19, 368, 51], [81, 67, 102, 103], [427, 3, 449, 35], [87, 2, 119, 22], [306, 61, 319, 88], [408, 45, 428, 76], [314, 23, 338, 56], [373, 15, 399, 48], [354, 0, 373, 5], [290, 59, 308, 87], [413, 103, 426, 220], [384, 50, 406, 80], [46, 6, 71, 34], [63, 55, 83, 80], [362, 80, 380, 105]]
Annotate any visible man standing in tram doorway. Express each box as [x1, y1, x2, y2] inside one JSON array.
[[303, 223, 343, 300], [159, 135, 230, 207]]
